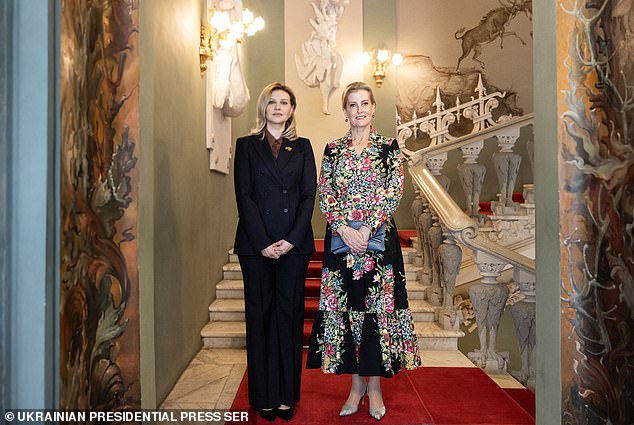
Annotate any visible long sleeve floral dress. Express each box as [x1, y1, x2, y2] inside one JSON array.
[[306, 130, 422, 377]]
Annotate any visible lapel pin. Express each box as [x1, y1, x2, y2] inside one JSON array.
[[285, 146, 292, 152]]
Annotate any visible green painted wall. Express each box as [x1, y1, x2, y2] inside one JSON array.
[[138, 0, 157, 408], [140, 0, 240, 405], [232, 0, 285, 142], [533, 0, 561, 423]]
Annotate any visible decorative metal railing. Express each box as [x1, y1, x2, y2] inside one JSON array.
[[397, 74, 508, 154]]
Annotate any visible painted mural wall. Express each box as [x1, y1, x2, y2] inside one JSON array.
[[396, 0, 533, 151], [557, 0, 634, 423], [60, 0, 141, 410]]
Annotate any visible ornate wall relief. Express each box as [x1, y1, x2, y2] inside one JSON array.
[[60, 0, 140, 410], [557, 0, 634, 422], [294, 0, 349, 115], [205, 0, 251, 174]]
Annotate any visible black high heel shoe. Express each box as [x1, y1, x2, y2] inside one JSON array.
[[275, 406, 294, 421], [257, 409, 276, 422]]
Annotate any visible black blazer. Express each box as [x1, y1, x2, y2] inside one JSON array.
[[233, 133, 317, 255]]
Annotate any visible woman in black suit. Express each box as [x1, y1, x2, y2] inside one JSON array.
[[233, 82, 317, 421]]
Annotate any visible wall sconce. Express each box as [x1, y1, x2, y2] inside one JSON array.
[[199, 7, 264, 74], [363, 48, 403, 87]]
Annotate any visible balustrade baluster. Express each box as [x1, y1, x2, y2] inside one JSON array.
[[427, 216, 444, 306], [412, 189, 425, 260], [438, 235, 463, 331], [418, 199, 433, 284], [458, 139, 486, 217], [468, 252, 509, 372], [492, 126, 522, 214], [510, 268, 536, 389], [427, 153, 450, 191]]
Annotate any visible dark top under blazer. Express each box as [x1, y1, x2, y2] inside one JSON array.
[[233, 133, 317, 255]]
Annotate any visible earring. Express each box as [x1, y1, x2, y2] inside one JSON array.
[[345, 117, 348, 122]]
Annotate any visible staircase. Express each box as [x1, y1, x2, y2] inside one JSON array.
[[201, 232, 464, 351]]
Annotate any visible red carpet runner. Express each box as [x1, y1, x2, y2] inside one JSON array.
[[228, 354, 535, 424], [231, 230, 535, 424]]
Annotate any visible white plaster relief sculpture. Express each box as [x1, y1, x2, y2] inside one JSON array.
[[295, 0, 348, 115], [206, 0, 251, 174]]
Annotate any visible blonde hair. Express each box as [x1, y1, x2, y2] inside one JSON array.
[[250, 82, 298, 140], [341, 81, 376, 109]]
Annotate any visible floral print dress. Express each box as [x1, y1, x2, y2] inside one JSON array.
[[306, 130, 422, 377]]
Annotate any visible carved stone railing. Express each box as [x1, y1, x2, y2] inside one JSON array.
[[406, 113, 536, 386]]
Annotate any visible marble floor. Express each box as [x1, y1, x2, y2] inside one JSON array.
[[159, 348, 524, 411]]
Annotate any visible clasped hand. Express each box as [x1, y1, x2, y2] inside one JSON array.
[[261, 239, 294, 259], [338, 225, 371, 254]]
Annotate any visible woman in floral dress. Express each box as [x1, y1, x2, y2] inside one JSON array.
[[307, 82, 421, 421]]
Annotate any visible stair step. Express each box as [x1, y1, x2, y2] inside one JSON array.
[[200, 320, 463, 350], [216, 278, 323, 299], [201, 321, 246, 348], [229, 243, 418, 266], [209, 299, 436, 323], [216, 278, 428, 301], [415, 322, 465, 351], [223, 262, 422, 281], [209, 299, 247, 321], [406, 280, 430, 300], [216, 280, 245, 299], [409, 299, 436, 322]]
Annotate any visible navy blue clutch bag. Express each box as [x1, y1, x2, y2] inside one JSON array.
[[331, 221, 386, 254]]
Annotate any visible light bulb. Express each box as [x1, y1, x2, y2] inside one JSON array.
[[253, 16, 265, 31], [242, 8, 254, 24], [211, 11, 230, 32], [376, 49, 390, 63], [392, 53, 403, 66]]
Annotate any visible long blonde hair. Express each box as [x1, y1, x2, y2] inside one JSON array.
[[250, 82, 298, 140]]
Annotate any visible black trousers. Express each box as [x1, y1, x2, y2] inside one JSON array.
[[238, 254, 311, 409]]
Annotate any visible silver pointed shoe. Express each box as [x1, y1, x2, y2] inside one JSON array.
[[339, 386, 367, 417], [369, 405, 386, 421]]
